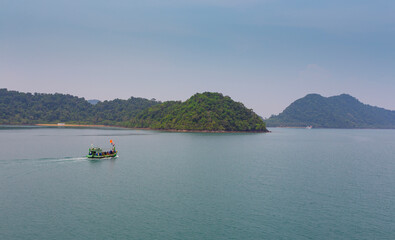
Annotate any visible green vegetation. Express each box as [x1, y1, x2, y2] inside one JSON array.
[[0, 89, 159, 126], [127, 92, 268, 132], [0, 89, 267, 132], [0, 89, 93, 124], [89, 97, 160, 125], [266, 93, 395, 128]]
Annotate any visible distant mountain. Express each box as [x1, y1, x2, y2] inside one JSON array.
[[266, 93, 395, 128], [127, 92, 268, 132], [88, 99, 100, 105]]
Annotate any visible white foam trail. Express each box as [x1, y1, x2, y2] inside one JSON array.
[[49, 157, 88, 163], [8, 157, 88, 164], [3, 155, 118, 165]]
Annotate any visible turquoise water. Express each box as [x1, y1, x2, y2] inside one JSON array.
[[0, 126, 394, 239]]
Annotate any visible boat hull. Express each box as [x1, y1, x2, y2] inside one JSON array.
[[87, 153, 117, 158]]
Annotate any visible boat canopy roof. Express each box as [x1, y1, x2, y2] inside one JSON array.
[[89, 147, 102, 152]]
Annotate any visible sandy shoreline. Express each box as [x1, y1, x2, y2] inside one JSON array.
[[34, 124, 269, 133], [35, 124, 125, 128]]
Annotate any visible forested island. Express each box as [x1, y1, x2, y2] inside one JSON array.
[[266, 93, 395, 128], [0, 89, 268, 132], [127, 92, 267, 132]]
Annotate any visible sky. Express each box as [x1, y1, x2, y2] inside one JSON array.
[[1, 0, 395, 117]]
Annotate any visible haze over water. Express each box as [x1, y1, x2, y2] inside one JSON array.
[[0, 126, 394, 239]]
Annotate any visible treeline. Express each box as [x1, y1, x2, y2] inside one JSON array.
[[0, 89, 159, 125], [0, 89, 267, 132], [127, 92, 268, 132]]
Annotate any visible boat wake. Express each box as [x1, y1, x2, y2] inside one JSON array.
[[1, 156, 89, 165], [0, 157, 92, 182], [2, 154, 119, 166], [44, 156, 88, 163]]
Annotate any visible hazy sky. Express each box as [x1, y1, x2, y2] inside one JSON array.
[[1, 0, 394, 117]]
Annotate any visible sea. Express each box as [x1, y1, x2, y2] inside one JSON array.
[[0, 126, 394, 239]]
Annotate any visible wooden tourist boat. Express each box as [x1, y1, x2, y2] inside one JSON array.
[[87, 140, 117, 158]]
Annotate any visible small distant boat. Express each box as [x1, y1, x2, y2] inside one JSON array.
[[306, 125, 313, 129], [87, 139, 117, 158]]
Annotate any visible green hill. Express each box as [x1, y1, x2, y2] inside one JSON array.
[[127, 92, 268, 132], [0, 89, 93, 124], [0, 89, 267, 132], [0, 89, 159, 125], [266, 93, 395, 128], [89, 97, 161, 125]]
